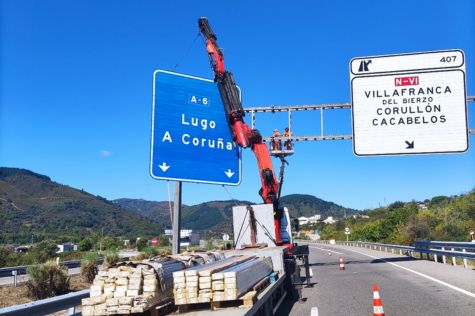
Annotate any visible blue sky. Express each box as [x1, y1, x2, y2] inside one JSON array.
[[1, 0, 474, 210]]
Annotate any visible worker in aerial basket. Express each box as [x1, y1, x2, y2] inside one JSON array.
[[271, 129, 281, 150], [283, 127, 292, 150]]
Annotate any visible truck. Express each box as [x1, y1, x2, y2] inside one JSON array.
[[195, 17, 311, 314]]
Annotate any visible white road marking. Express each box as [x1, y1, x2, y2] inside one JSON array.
[[309, 246, 343, 254], [310, 307, 319, 316], [341, 246, 475, 299]]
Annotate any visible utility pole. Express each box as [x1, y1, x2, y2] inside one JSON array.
[[100, 227, 104, 253]]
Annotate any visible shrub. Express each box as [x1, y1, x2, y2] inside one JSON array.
[[133, 246, 169, 260], [104, 250, 120, 268], [136, 238, 149, 251], [159, 235, 170, 247], [80, 252, 98, 283], [26, 260, 70, 299]]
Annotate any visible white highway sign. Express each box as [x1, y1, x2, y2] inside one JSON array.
[[350, 50, 468, 156]]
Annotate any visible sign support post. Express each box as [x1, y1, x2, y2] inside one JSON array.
[[172, 181, 182, 255]]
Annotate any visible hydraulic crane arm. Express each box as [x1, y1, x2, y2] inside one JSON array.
[[198, 18, 282, 244]]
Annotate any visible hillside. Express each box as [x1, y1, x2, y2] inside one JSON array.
[[113, 198, 173, 224], [113, 199, 253, 234], [0, 168, 162, 244], [280, 194, 358, 218], [317, 191, 475, 244], [115, 194, 357, 234]]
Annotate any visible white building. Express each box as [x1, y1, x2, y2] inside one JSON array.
[[298, 217, 309, 226], [323, 216, 337, 224], [308, 215, 321, 223], [56, 242, 78, 253], [164, 229, 200, 246], [298, 215, 321, 226]]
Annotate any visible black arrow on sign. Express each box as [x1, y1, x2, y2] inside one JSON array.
[[405, 141, 414, 149]]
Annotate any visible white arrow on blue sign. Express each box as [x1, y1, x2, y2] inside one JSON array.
[[150, 70, 241, 185]]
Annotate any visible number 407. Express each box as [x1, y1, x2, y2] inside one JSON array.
[[440, 56, 456, 63]]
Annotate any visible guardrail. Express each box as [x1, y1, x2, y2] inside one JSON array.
[[0, 289, 89, 316], [0, 258, 109, 278], [0, 260, 81, 278], [300, 239, 475, 269]]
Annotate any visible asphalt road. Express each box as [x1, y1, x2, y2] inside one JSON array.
[[286, 243, 475, 316]]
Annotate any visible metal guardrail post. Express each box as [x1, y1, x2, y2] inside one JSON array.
[[12, 271, 17, 287], [67, 306, 75, 315], [442, 247, 446, 264], [451, 248, 456, 266], [462, 249, 468, 268]]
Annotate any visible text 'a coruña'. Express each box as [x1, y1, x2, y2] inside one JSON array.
[[161, 131, 235, 151]]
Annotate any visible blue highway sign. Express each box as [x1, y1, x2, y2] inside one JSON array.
[[150, 70, 241, 185]]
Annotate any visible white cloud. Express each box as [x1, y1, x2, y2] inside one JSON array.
[[99, 150, 112, 157]]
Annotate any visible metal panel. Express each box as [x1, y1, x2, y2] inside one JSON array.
[[350, 49, 468, 156], [232, 204, 276, 249], [150, 70, 241, 185]]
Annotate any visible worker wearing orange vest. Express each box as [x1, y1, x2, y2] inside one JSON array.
[[283, 127, 292, 150], [271, 129, 281, 150]]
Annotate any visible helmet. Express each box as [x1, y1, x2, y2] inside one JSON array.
[[285, 127, 289, 131], [274, 129, 278, 132]]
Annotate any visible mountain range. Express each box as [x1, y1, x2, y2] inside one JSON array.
[[113, 196, 358, 237], [0, 167, 358, 243], [0, 168, 161, 244], [113, 195, 359, 233]]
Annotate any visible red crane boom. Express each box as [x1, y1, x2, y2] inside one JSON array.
[[198, 18, 282, 244]]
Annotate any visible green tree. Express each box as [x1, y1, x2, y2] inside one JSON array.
[[78, 236, 96, 251], [101, 236, 119, 250], [29, 240, 59, 263], [355, 221, 384, 242], [388, 201, 405, 212]]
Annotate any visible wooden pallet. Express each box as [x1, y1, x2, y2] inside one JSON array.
[[176, 274, 270, 313], [211, 291, 257, 310], [176, 289, 259, 312]]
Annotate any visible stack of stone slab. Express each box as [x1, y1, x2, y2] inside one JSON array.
[[173, 256, 254, 305], [82, 258, 185, 315], [211, 257, 273, 301], [173, 255, 273, 305]]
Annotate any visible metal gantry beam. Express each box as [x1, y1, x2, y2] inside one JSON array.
[[245, 102, 352, 142], [244, 102, 351, 113], [262, 135, 352, 143], [245, 98, 475, 140]]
